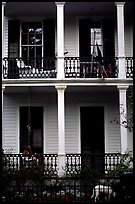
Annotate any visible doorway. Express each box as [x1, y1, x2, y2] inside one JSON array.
[[20, 106, 43, 153], [80, 106, 105, 173]]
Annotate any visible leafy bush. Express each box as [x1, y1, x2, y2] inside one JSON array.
[[108, 150, 133, 176]]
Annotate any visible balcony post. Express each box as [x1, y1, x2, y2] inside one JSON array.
[[55, 85, 67, 176], [55, 2, 65, 79], [117, 85, 129, 153], [115, 2, 126, 79]]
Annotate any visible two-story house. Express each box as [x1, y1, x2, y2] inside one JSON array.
[[2, 2, 133, 175]]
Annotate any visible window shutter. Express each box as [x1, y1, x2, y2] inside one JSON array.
[[43, 19, 55, 57], [102, 18, 115, 58], [79, 19, 91, 57], [8, 20, 20, 58], [8, 20, 20, 78]]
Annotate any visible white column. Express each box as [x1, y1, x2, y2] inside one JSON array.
[[55, 2, 65, 79], [117, 85, 129, 153], [2, 86, 5, 148], [115, 2, 126, 79], [55, 85, 66, 176], [2, 2, 6, 59]]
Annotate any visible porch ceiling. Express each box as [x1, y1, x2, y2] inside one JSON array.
[[4, 85, 118, 94], [4, 2, 132, 17]]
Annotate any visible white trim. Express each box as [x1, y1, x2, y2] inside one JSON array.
[[20, 20, 43, 58], [43, 106, 46, 154], [18, 103, 44, 153], [17, 106, 20, 153], [75, 17, 79, 57]]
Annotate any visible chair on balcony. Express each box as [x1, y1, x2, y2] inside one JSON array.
[[16, 59, 36, 77]]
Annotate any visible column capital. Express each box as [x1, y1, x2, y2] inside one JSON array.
[[55, 2, 65, 6], [115, 2, 126, 6], [117, 85, 129, 90], [2, 2, 6, 6], [55, 85, 67, 91], [2, 86, 5, 93]]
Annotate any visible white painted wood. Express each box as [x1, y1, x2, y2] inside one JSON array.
[[115, 2, 126, 78], [117, 85, 128, 153], [55, 85, 66, 175], [3, 17, 8, 57], [2, 2, 5, 58], [2, 91, 132, 155], [55, 2, 65, 78]]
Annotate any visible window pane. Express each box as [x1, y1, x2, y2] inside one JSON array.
[[21, 22, 42, 57], [90, 28, 102, 56], [21, 34, 28, 45], [22, 47, 28, 58]]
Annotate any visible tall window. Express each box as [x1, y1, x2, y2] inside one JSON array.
[[21, 22, 43, 65], [90, 28, 102, 57]]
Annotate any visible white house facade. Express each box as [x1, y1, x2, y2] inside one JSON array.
[[2, 2, 133, 175]]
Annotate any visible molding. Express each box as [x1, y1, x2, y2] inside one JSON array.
[[117, 85, 129, 90], [55, 85, 67, 91], [55, 2, 65, 6], [115, 2, 126, 6], [2, 86, 5, 93]]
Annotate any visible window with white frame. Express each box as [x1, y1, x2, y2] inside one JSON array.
[[90, 28, 102, 57], [21, 22, 43, 66]]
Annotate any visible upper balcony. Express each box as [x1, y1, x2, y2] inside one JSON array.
[[2, 56, 133, 80], [2, 2, 133, 82]]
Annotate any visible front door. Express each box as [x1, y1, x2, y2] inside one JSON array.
[[20, 106, 43, 153], [80, 106, 105, 173]]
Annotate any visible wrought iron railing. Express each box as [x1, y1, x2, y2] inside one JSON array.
[[125, 57, 133, 78], [64, 57, 119, 78], [2, 153, 58, 175], [2, 57, 133, 79], [2, 153, 123, 175], [2, 57, 57, 79], [2, 152, 133, 202], [66, 153, 123, 176]]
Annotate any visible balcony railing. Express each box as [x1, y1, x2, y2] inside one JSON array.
[[65, 57, 119, 78], [2, 57, 57, 79], [2, 152, 133, 202], [2, 153, 124, 176], [2, 57, 133, 79]]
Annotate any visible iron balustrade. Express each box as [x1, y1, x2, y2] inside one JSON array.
[[2, 153, 133, 202], [2, 57, 133, 79], [125, 57, 133, 78], [66, 153, 123, 176], [2, 153, 58, 175], [3, 153, 123, 176], [2, 57, 57, 79], [65, 57, 119, 78]]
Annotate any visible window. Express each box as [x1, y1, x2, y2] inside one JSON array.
[[90, 28, 102, 57], [21, 22, 43, 67]]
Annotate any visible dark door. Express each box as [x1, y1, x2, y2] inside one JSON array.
[[80, 106, 105, 173], [20, 106, 43, 153]]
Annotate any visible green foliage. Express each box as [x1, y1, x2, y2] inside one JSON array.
[[79, 168, 102, 183], [110, 85, 133, 132], [108, 150, 133, 176]]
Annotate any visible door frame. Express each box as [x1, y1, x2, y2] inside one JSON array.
[[77, 103, 108, 153], [17, 105, 44, 154]]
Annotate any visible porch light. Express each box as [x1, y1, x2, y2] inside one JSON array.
[[64, 47, 68, 55]]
